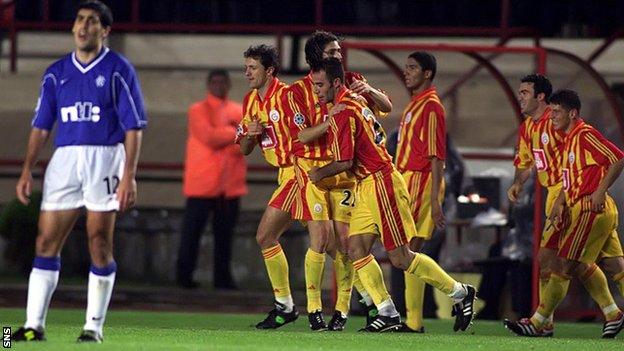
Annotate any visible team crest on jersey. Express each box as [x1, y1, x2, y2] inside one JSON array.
[[362, 107, 375, 121], [568, 151, 575, 164], [294, 113, 305, 126], [269, 109, 280, 122], [313, 203, 323, 213], [541, 132, 549, 145], [404, 112, 412, 124], [95, 75, 106, 88], [236, 124, 244, 137]]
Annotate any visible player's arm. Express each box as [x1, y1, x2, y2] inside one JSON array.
[[309, 160, 353, 184], [309, 113, 355, 183], [591, 158, 624, 212], [350, 80, 392, 113], [298, 104, 346, 144], [586, 131, 624, 212], [548, 189, 567, 230], [16, 128, 50, 205], [507, 167, 533, 203], [239, 117, 262, 155], [117, 129, 142, 212], [430, 156, 445, 229]]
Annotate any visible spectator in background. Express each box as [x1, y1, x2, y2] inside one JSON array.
[[177, 69, 247, 290]]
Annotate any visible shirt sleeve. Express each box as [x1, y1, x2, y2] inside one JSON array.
[[113, 64, 148, 131], [421, 101, 446, 160], [329, 112, 355, 162], [31, 71, 58, 131], [513, 120, 534, 169], [283, 84, 312, 134], [582, 129, 624, 167]]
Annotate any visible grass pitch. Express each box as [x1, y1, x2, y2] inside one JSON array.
[[1, 307, 622, 350]]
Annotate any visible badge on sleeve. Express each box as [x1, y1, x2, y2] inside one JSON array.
[[294, 113, 305, 126]]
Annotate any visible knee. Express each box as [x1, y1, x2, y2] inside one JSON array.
[[348, 245, 367, 261], [35, 233, 60, 255], [599, 257, 624, 277], [409, 237, 424, 252], [388, 253, 410, 271]]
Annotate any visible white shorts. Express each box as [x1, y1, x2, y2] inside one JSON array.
[[41, 144, 125, 212]]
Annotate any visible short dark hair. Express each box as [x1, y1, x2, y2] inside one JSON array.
[[314, 57, 344, 85], [408, 51, 437, 80], [208, 69, 229, 82], [244, 44, 280, 76], [521, 74, 552, 102], [305, 30, 339, 68], [549, 89, 581, 112], [77, 0, 113, 28]]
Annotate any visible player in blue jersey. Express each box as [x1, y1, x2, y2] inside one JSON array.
[[11, 1, 147, 344]]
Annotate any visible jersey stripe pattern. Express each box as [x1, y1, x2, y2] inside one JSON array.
[[513, 108, 564, 187], [329, 88, 393, 180], [236, 78, 291, 167], [283, 74, 331, 160], [561, 120, 624, 206], [395, 87, 445, 172]]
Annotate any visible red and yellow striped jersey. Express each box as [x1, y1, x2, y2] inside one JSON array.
[[345, 71, 389, 119], [561, 120, 624, 206], [284, 71, 389, 161], [395, 87, 445, 172], [329, 87, 394, 180], [235, 77, 292, 167], [513, 108, 564, 187], [283, 74, 332, 160]]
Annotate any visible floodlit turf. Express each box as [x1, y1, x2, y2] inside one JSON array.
[[1, 307, 623, 350]]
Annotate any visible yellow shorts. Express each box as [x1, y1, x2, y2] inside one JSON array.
[[268, 166, 301, 218], [558, 195, 623, 264], [401, 170, 445, 241], [541, 183, 564, 250], [350, 169, 416, 251], [294, 157, 356, 223]]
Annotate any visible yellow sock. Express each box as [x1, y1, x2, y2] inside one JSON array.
[[539, 271, 552, 323], [406, 253, 455, 295], [262, 244, 291, 298], [305, 248, 325, 313], [352, 272, 367, 298], [532, 273, 571, 327], [581, 264, 620, 320], [353, 254, 391, 305], [333, 251, 354, 315], [404, 272, 425, 330], [613, 271, 624, 297]]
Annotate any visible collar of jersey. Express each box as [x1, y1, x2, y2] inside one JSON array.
[[72, 47, 110, 74]]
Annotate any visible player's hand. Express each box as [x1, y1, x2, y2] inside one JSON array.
[[308, 166, 322, 184], [247, 118, 264, 137], [116, 176, 137, 212], [548, 202, 564, 229], [507, 182, 523, 203], [328, 103, 346, 118], [349, 80, 371, 95], [432, 202, 446, 229], [590, 191, 606, 213], [16, 171, 33, 205]]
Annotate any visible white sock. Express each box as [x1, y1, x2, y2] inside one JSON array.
[[449, 282, 467, 302], [532, 312, 548, 325], [359, 292, 374, 307], [24, 267, 60, 330], [276, 295, 294, 313], [377, 299, 399, 318], [603, 304, 620, 318], [83, 263, 116, 335]]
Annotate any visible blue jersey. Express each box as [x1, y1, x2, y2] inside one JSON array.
[[32, 47, 148, 146]]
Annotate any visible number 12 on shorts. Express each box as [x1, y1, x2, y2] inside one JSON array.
[[103, 176, 120, 195]]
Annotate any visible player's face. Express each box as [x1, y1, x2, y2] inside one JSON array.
[[244, 57, 271, 90], [517, 82, 540, 116], [404, 58, 427, 91], [550, 103, 576, 132], [208, 74, 231, 99], [72, 9, 109, 52], [322, 41, 342, 61], [312, 70, 333, 104]]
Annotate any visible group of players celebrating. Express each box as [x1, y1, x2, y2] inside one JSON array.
[[9, 0, 624, 344]]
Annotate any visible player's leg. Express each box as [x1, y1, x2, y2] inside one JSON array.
[[13, 209, 81, 342], [327, 219, 354, 331], [80, 210, 117, 343], [213, 196, 240, 289], [305, 219, 332, 330], [176, 197, 213, 288], [349, 233, 402, 332]]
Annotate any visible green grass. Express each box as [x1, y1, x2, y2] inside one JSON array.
[[1, 308, 623, 350]]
